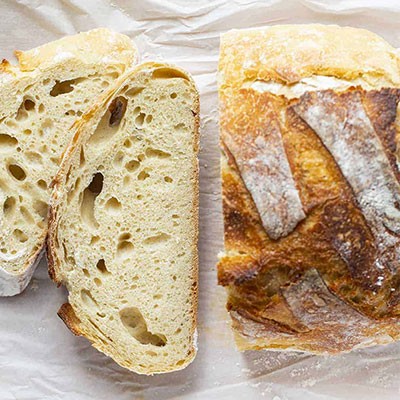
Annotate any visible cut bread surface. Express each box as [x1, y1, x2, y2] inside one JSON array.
[[48, 63, 199, 374], [0, 29, 137, 295]]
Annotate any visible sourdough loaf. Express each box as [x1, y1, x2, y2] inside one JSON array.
[[48, 63, 199, 374], [0, 29, 137, 295], [218, 25, 400, 353]]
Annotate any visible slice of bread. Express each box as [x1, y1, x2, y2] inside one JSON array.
[[0, 29, 138, 296], [47, 62, 199, 374]]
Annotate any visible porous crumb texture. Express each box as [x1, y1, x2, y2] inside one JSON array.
[[0, 29, 136, 281], [49, 64, 199, 374]]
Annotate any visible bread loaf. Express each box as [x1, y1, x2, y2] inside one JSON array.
[[48, 62, 199, 374], [218, 25, 400, 353], [0, 29, 137, 296]]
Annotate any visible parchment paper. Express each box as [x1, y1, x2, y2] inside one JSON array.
[[1, 0, 400, 399]]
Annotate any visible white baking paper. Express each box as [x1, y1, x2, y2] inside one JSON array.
[[1, 0, 400, 399]]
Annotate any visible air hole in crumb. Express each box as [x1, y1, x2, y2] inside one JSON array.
[[164, 176, 173, 183], [146, 350, 157, 357], [109, 96, 127, 127], [145, 114, 153, 124], [143, 233, 171, 248], [119, 232, 131, 241], [125, 160, 140, 172], [135, 113, 145, 128], [94, 278, 102, 287], [176, 359, 186, 366], [90, 236, 100, 245], [125, 87, 144, 97], [3, 196, 16, 218], [50, 79, 75, 96], [152, 67, 188, 80], [170, 92, 177, 99], [96, 259, 110, 275], [105, 197, 121, 214], [33, 200, 48, 219], [13, 229, 28, 243], [0, 134, 18, 151], [145, 148, 171, 159], [119, 307, 167, 346], [117, 240, 134, 259], [174, 123, 186, 133], [79, 147, 85, 166], [24, 99, 35, 110], [88, 97, 126, 146], [8, 164, 26, 181], [80, 172, 104, 230], [137, 170, 150, 181], [83, 268, 90, 277], [123, 139, 132, 148], [132, 106, 141, 117]]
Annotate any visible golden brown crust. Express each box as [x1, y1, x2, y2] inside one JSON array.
[[218, 25, 400, 354], [219, 24, 400, 87], [58, 303, 83, 336]]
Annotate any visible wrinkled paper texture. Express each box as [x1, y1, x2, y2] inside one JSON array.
[[1, 0, 400, 399]]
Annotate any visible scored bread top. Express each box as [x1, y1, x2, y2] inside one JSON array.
[[218, 25, 400, 354], [48, 62, 199, 374], [0, 29, 137, 296]]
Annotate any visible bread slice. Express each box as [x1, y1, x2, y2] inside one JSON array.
[[47, 62, 199, 374], [0, 29, 137, 296]]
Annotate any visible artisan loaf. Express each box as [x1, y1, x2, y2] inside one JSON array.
[[218, 24, 400, 353], [0, 29, 137, 296], [48, 62, 199, 374]]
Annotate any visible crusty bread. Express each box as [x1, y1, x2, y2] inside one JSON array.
[[0, 29, 137, 296], [218, 25, 400, 354], [48, 62, 199, 374]]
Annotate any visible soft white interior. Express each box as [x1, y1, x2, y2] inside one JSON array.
[[53, 67, 198, 374]]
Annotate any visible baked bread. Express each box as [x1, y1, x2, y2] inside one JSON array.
[[218, 24, 400, 353], [0, 29, 137, 296], [47, 62, 199, 374]]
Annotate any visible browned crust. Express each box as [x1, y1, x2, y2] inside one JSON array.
[[0, 59, 13, 74], [219, 25, 400, 88], [218, 25, 400, 354], [47, 62, 199, 373], [46, 204, 60, 285], [58, 303, 83, 336]]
